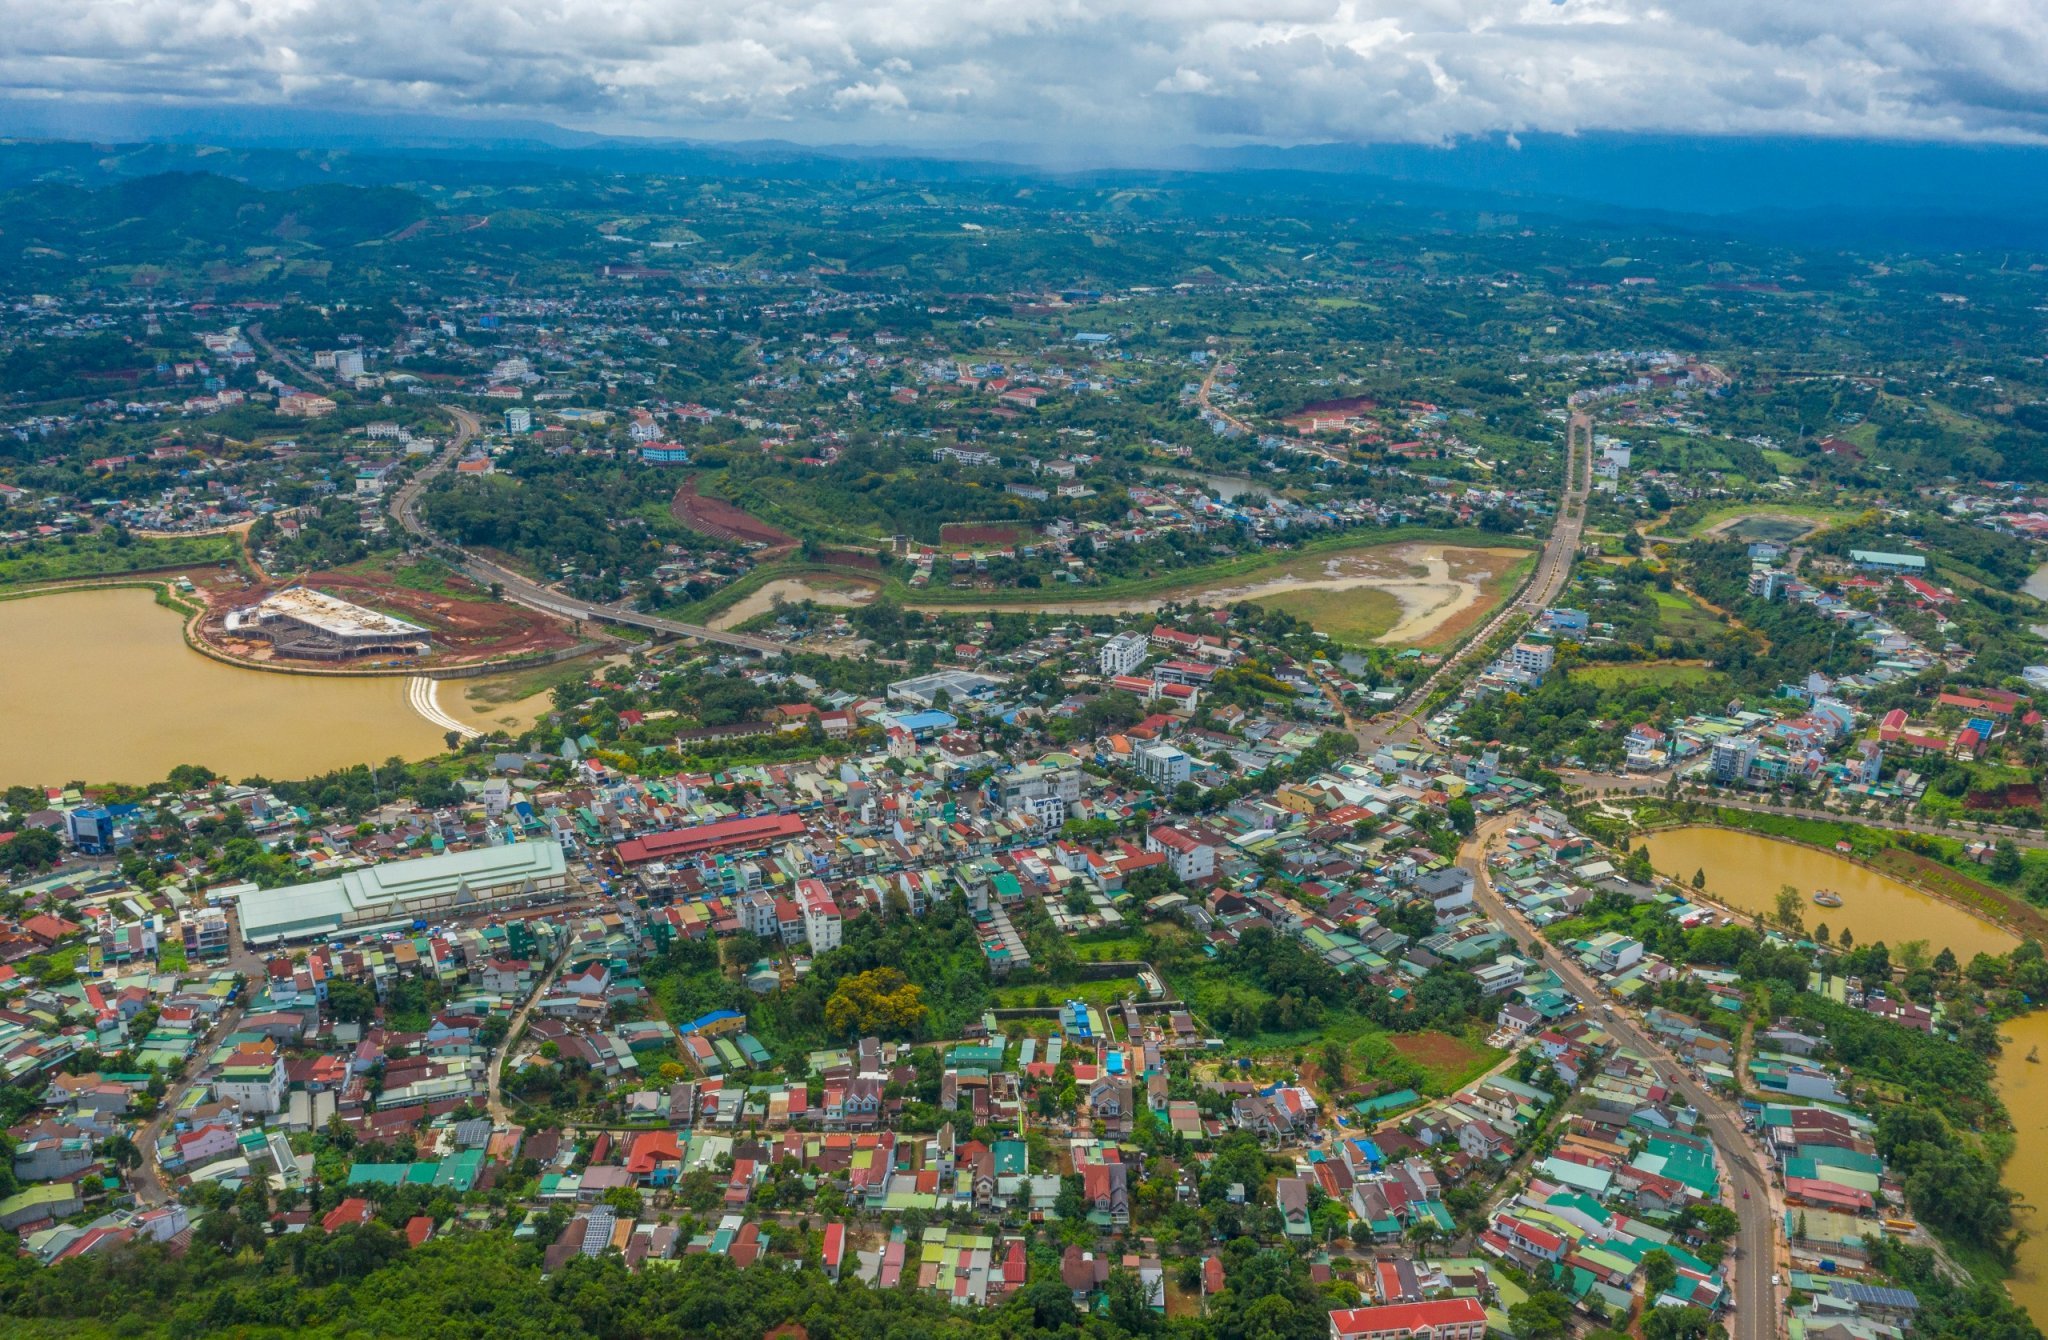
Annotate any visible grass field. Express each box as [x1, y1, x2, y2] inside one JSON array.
[[463, 653, 609, 706], [1386, 1030, 1506, 1094], [1677, 502, 1849, 540], [903, 526, 1536, 610], [1253, 586, 1403, 643], [0, 532, 238, 588], [1572, 661, 1721, 691], [992, 977, 1144, 1009], [1652, 588, 1724, 639]]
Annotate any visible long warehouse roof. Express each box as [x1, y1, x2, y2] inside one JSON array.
[[237, 841, 568, 943]]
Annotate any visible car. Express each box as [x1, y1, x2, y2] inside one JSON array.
[[1770, 1274, 1781, 1288]]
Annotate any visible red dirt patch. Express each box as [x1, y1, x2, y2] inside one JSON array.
[[195, 561, 581, 668], [671, 478, 796, 554], [939, 521, 1036, 549], [1966, 784, 2041, 811]]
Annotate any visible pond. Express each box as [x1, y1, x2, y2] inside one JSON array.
[[1638, 827, 2018, 962]]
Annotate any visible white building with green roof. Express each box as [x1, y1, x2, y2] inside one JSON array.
[[237, 841, 570, 945]]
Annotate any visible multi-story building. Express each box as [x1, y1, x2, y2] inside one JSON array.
[[1098, 631, 1148, 677]]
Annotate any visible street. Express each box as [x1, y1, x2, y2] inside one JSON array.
[[1460, 819, 1780, 1339]]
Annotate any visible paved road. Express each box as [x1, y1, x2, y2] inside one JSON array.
[[387, 405, 790, 657], [1461, 819, 1780, 1337], [1361, 411, 1593, 751]]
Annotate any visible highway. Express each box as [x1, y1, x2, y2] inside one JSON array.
[[1362, 411, 1593, 750], [1461, 819, 1780, 1338], [388, 406, 791, 657]]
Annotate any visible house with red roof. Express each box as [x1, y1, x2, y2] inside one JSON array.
[[321, 1198, 375, 1233]]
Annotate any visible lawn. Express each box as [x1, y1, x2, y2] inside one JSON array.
[[1572, 661, 1721, 691]]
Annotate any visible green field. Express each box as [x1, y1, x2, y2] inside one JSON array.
[[992, 977, 1144, 1009], [1676, 503, 1849, 539], [1572, 661, 1721, 691], [1253, 586, 1402, 644], [1652, 588, 1724, 639], [0, 532, 238, 588]]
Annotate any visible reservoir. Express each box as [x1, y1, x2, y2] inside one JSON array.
[[0, 587, 560, 786], [1639, 827, 2018, 962], [1997, 1011, 2048, 1326]]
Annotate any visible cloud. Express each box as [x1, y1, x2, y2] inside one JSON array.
[[1, 0, 2045, 148]]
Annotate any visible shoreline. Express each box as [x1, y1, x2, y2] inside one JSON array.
[[0, 572, 612, 683]]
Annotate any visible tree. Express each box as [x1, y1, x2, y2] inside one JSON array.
[[1642, 1248, 1678, 1297], [324, 980, 377, 1025], [1692, 868, 1705, 890], [1320, 1040, 1347, 1088], [1103, 1264, 1157, 1333], [1898, 939, 1930, 975], [1643, 1305, 1714, 1340], [1773, 884, 1805, 934], [824, 967, 929, 1038], [1990, 840, 2023, 884]]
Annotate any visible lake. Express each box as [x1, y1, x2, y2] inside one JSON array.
[[1639, 827, 2019, 962], [0, 587, 558, 786]]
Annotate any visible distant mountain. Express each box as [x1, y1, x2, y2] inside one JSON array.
[[1, 100, 2044, 250]]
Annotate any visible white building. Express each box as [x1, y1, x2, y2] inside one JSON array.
[[1098, 631, 1149, 678], [505, 407, 533, 433], [1507, 642, 1555, 677], [1146, 825, 1215, 882], [1137, 744, 1191, 786]]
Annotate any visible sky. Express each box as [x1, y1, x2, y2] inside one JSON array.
[[4, 1, 2047, 152]]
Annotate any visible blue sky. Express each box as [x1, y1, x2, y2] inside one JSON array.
[[3, 1, 2044, 150]]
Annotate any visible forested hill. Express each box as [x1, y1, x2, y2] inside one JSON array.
[[0, 1226, 1339, 1340]]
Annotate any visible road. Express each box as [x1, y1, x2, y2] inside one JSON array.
[[130, 1000, 247, 1204], [486, 950, 570, 1125], [1460, 818, 1780, 1337], [1194, 356, 1346, 464], [387, 405, 791, 656], [1361, 411, 1593, 751]]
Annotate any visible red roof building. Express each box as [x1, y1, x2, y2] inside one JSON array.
[[1329, 1298, 1490, 1340]]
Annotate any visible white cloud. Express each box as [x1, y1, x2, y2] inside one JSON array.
[[1, 0, 2045, 147]]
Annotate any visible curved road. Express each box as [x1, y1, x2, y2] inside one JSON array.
[[1462, 818, 1780, 1337], [389, 406, 789, 657]]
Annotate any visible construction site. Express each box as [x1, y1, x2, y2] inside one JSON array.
[[223, 588, 432, 661]]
